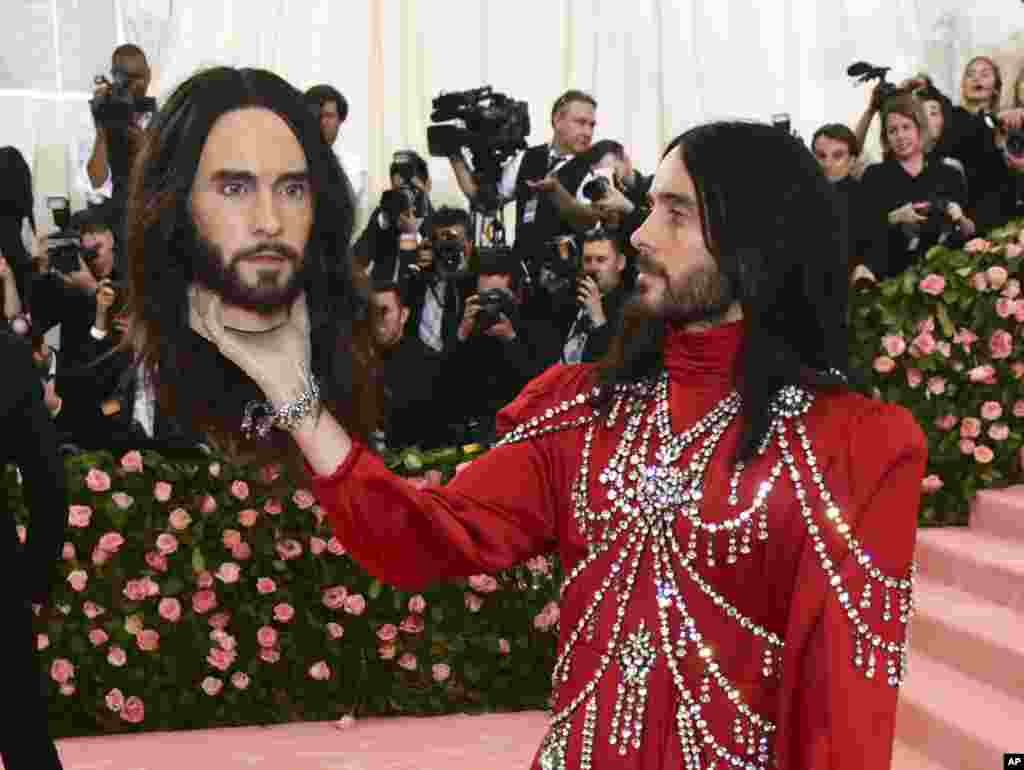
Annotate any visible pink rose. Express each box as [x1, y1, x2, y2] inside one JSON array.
[[89, 628, 109, 647], [221, 529, 242, 549], [36, 633, 49, 651], [208, 462, 221, 478], [259, 463, 282, 484], [989, 423, 1010, 441], [310, 536, 327, 555], [156, 533, 178, 555], [67, 570, 88, 592], [1003, 278, 1022, 298], [68, 505, 92, 528], [322, 585, 348, 609], [1007, 243, 1024, 259], [344, 594, 366, 615], [432, 663, 451, 682], [208, 611, 232, 630], [292, 489, 316, 509], [62, 542, 76, 561], [111, 492, 134, 510], [326, 622, 345, 639], [499, 638, 511, 654], [1015, 400, 1024, 418], [965, 238, 992, 254], [971, 272, 989, 291], [273, 603, 295, 623], [98, 532, 125, 553], [918, 274, 946, 295], [136, 629, 160, 651], [981, 401, 1004, 421], [231, 542, 252, 561], [960, 439, 977, 455], [454, 461, 473, 477], [197, 571, 214, 589], [207, 647, 236, 671], [308, 661, 332, 680], [153, 481, 173, 502], [257, 626, 278, 648], [327, 537, 346, 556], [122, 579, 147, 602], [464, 592, 484, 612], [211, 630, 237, 652], [120, 450, 143, 472], [147, 549, 169, 571], [215, 562, 241, 584], [83, 601, 105, 619], [987, 265, 1009, 289], [201, 677, 223, 696], [230, 480, 250, 500], [376, 623, 399, 642], [937, 341, 952, 358], [199, 495, 217, 514], [400, 614, 425, 634], [911, 332, 936, 357], [968, 365, 997, 384], [257, 577, 277, 595], [873, 356, 896, 374], [960, 417, 982, 439], [107, 646, 127, 666], [906, 368, 923, 388], [259, 647, 281, 663], [230, 672, 250, 690], [956, 328, 979, 350], [168, 508, 192, 530], [121, 696, 145, 723], [85, 468, 111, 492], [264, 498, 283, 515], [378, 642, 397, 660], [997, 298, 1016, 318], [237, 508, 259, 528], [16, 525, 25, 543], [468, 574, 499, 594], [1013, 363, 1024, 380], [916, 317, 935, 334], [59, 683, 75, 697], [927, 377, 947, 396], [990, 329, 1014, 360], [158, 597, 182, 623], [275, 539, 303, 560], [105, 688, 124, 712], [408, 595, 427, 614], [974, 445, 995, 464], [398, 653, 418, 671], [91, 547, 110, 566], [192, 590, 218, 614], [125, 614, 144, 635], [50, 658, 75, 684]]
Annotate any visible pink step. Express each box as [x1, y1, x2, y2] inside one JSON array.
[[971, 486, 1024, 542], [895, 653, 1021, 770], [890, 740, 953, 770], [914, 528, 1024, 612], [909, 578, 1024, 698]]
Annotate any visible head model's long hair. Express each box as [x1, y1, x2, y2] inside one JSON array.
[[594, 121, 849, 463], [120, 66, 377, 476]]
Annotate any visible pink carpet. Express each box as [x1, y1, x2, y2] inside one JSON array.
[[53, 711, 550, 770]]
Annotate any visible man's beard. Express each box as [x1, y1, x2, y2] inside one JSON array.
[[629, 253, 736, 327], [188, 223, 308, 316]]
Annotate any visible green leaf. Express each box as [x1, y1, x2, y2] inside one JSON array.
[[191, 547, 206, 573]]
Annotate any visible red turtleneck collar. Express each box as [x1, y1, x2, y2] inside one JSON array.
[[663, 320, 744, 385]]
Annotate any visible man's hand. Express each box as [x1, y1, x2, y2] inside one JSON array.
[[0, 254, 12, 284], [576, 275, 606, 327], [851, 264, 877, 286], [889, 202, 929, 226], [43, 378, 62, 418], [457, 294, 480, 342], [415, 243, 434, 271], [526, 176, 562, 195], [94, 279, 117, 330], [112, 314, 130, 336], [998, 108, 1024, 132], [483, 314, 516, 341], [594, 184, 634, 215], [91, 79, 111, 129]]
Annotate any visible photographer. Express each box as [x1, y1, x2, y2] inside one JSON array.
[[29, 208, 126, 369], [353, 150, 433, 281], [855, 93, 973, 284], [973, 112, 1024, 232], [445, 248, 559, 443], [404, 206, 476, 355], [76, 44, 155, 239], [561, 228, 630, 364], [581, 139, 652, 227], [448, 89, 601, 264], [0, 254, 23, 322], [304, 84, 367, 218]]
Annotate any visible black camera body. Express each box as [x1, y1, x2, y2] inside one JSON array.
[[476, 287, 518, 333], [919, 194, 957, 239], [582, 176, 612, 202], [90, 67, 157, 124], [44, 196, 83, 274], [433, 236, 465, 275], [847, 61, 900, 104], [427, 86, 530, 212], [982, 111, 1024, 158]]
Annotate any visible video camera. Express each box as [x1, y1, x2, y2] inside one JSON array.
[[427, 86, 531, 213], [90, 65, 157, 125], [847, 61, 900, 105], [44, 196, 83, 274]]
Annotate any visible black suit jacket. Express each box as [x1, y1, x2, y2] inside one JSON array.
[[0, 331, 67, 604]]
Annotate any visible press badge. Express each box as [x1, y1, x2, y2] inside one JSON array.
[[523, 196, 539, 224]]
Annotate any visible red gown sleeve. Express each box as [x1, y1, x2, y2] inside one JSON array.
[[310, 363, 591, 591], [774, 398, 927, 770]]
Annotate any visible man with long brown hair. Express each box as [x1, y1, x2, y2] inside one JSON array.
[[121, 66, 377, 475], [193, 121, 925, 769]]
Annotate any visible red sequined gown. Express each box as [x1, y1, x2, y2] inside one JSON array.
[[311, 321, 926, 770]]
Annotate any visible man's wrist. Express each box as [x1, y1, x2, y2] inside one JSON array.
[[90, 324, 109, 339]]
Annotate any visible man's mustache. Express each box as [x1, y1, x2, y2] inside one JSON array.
[[232, 242, 301, 263]]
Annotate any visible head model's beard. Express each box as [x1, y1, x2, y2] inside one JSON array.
[[629, 252, 736, 327], [188, 219, 309, 316]]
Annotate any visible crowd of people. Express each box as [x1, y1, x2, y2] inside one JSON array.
[[1, 48, 1023, 460]]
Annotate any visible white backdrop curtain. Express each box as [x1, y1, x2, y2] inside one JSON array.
[[0, 1, 1020, 235]]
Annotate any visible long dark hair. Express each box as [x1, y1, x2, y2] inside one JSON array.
[[594, 121, 849, 462], [120, 67, 377, 476]]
